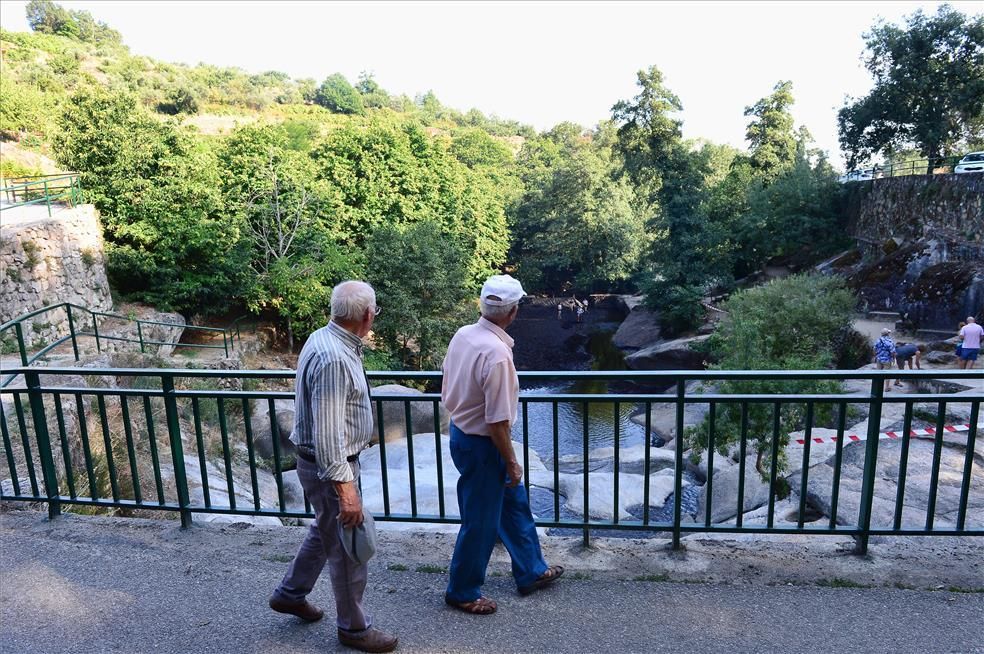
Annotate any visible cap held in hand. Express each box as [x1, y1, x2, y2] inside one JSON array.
[[338, 507, 377, 564]]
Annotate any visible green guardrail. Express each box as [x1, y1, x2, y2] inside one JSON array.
[[1, 367, 979, 554], [0, 173, 82, 216], [0, 302, 246, 387]]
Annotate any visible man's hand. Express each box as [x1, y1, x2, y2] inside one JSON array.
[[505, 459, 523, 488], [334, 481, 364, 527]]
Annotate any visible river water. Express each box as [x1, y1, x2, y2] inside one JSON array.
[[509, 326, 701, 532]]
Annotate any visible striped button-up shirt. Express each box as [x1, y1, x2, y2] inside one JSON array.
[[290, 321, 373, 483]]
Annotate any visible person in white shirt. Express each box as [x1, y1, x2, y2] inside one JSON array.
[[958, 317, 983, 369]]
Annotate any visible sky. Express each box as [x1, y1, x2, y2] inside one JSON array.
[[1, 0, 972, 165]]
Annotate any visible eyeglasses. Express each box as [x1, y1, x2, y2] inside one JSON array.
[[372, 305, 382, 316]]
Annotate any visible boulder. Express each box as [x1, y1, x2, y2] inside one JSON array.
[[788, 438, 984, 529], [923, 350, 957, 365], [628, 381, 712, 439], [250, 399, 296, 460], [557, 468, 685, 521], [371, 384, 450, 443], [612, 307, 662, 350], [624, 335, 709, 371], [696, 455, 773, 524]]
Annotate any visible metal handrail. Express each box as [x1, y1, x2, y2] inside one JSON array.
[[1, 366, 979, 553], [0, 173, 82, 216], [0, 303, 246, 387]]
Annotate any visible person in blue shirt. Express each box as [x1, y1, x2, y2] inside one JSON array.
[[873, 328, 896, 392]]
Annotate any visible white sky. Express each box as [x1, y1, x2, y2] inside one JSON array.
[[1, 0, 973, 166]]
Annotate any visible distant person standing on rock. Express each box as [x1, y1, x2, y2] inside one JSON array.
[[269, 280, 398, 654], [873, 328, 896, 392], [441, 274, 564, 615], [557, 303, 563, 320], [576, 305, 584, 323], [958, 317, 983, 370]]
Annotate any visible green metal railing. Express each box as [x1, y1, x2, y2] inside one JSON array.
[[0, 173, 82, 216], [1, 367, 980, 554], [0, 302, 246, 387]]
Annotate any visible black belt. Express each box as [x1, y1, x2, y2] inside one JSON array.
[[295, 447, 359, 464]]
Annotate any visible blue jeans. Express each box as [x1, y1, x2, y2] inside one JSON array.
[[445, 423, 548, 602]]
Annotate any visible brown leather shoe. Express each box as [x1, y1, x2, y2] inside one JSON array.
[[268, 596, 324, 622], [338, 627, 398, 653]]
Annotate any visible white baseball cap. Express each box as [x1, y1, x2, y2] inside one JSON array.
[[480, 274, 526, 306], [881, 328, 892, 335]]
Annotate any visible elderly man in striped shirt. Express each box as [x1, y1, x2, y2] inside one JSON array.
[[269, 281, 397, 653]]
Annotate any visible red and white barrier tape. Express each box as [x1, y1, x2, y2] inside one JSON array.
[[795, 422, 981, 446]]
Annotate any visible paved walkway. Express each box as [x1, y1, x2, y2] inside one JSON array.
[[2, 510, 982, 654]]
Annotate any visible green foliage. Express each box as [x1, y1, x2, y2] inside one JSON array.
[[54, 88, 249, 313], [838, 5, 984, 166], [366, 220, 472, 369], [312, 122, 509, 284], [156, 87, 200, 115], [511, 124, 646, 291], [26, 0, 122, 44], [0, 74, 58, 135], [218, 124, 360, 345], [744, 81, 797, 180], [315, 73, 365, 115], [685, 274, 856, 478]]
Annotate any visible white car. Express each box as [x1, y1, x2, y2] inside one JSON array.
[[954, 151, 984, 174]]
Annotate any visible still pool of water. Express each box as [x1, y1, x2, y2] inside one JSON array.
[[512, 381, 649, 459]]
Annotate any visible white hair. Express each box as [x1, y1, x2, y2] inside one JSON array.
[[968, 317, 977, 323], [331, 280, 376, 321], [480, 299, 518, 320]]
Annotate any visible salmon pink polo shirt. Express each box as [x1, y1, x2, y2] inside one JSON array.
[[441, 317, 520, 436]]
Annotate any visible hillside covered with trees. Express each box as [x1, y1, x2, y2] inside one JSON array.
[[2, 1, 980, 368]]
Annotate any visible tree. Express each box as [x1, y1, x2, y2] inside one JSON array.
[[744, 81, 797, 180], [355, 71, 390, 109], [314, 73, 364, 114], [311, 122, 509, 284], [838, 5, 984, 168], [219, 124, 359, 348], [54, 88, 248, 313], [366, 221, 472, 369], [26, 0, 121, 43], [612, 66, 726, 334], [510, 125, 646, 291], [684, 274, 857, 480], [612, 66, 684, 200]]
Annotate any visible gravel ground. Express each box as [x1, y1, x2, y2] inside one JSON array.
[[2, 509, 983, 654]]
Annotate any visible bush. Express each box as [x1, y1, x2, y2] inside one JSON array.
[[684, 274, 858, 479]]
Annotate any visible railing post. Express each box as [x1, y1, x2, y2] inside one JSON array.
[[43, 179, 51, 216], [92, 311, 101, 353], [856, 378, 884, 554], [65, 305, 80, 361], [162, 374, 192, 528], [137, 322, 145, 353], [14, 322, 28, 366], [25, 371, 61, 519], [222, 332, 229, 358], [672, 378, 685, 550]]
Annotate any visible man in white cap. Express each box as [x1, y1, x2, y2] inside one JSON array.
[[440, 274, 564, 615], [873, 327, 896, 392]]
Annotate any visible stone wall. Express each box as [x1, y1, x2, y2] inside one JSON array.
[[846, 174, 984, 259], [0, 204, 113, 351]]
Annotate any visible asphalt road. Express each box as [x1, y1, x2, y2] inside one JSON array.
[[2, 511, 982, 654]]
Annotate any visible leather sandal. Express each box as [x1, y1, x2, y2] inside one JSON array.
[[444, 594, 497, 615], [518, 564, 565, 596]]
